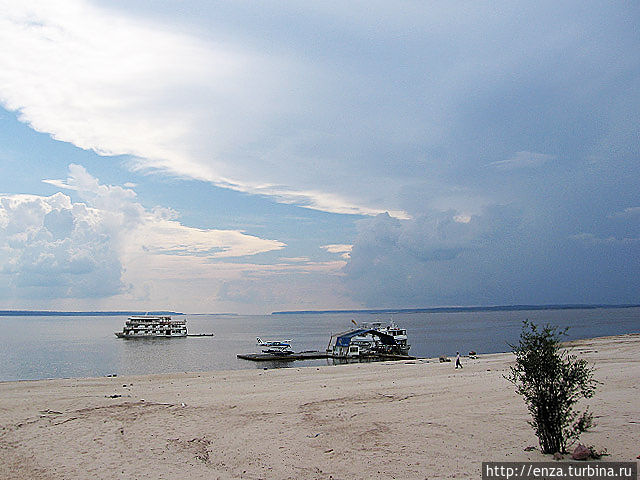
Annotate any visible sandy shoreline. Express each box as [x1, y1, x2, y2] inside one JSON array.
[[1, 334, 638, 479]]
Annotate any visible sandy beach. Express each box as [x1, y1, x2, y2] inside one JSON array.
[[0, 334, 638, 479]]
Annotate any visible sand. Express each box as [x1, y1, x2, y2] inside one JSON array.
[[0, 334, 638, 479]]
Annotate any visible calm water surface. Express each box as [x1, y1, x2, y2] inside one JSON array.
[[1, 307, 638, 381]]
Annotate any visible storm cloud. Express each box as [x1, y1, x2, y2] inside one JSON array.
[[345, 204, 640, 308], [0, 1, 638, 311]]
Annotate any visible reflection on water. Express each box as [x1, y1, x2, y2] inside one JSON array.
[[329, 356, 392, 366], [248, 359, 299, 369], [1, 307, 638, 381]]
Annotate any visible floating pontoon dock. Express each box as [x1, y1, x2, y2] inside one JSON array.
[[237, 351, 329, 361], [237, 351, 415, 362]]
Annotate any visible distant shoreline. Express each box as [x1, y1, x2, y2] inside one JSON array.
[[1, 304, 638, 317], [0, 310, 184, 317], [271, 303, 640, 315]]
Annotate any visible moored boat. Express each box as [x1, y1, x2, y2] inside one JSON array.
[[115, 315, 187, 338], [327, 320, 411, 358], [367, 321, 411, 355]]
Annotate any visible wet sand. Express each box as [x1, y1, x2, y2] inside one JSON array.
[[1, 334, 638, 479]]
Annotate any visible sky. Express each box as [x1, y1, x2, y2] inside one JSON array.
[[0, 1, 638, 314]]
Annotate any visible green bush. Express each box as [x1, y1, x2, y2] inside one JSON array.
[[506, 321, 597, 454]]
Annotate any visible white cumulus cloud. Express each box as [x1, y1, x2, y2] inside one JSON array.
[[321, 244, 353, 259], [0, 165, 285, 303], [0, 192, 126, 298]]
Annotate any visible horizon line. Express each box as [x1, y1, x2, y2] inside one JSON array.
[[271, 303, 640, 315]]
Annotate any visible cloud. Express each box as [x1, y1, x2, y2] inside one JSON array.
[[488, 151, 555, 171], [133, 220, 285, 258], [344, 206, 640, 307], [0, 192, 126, 298], [453, 214, 472, 224], [3, 1, 634, 222], [0, 0, 408, 217], [45, 164, 285, 258], [571, 233, 640, 246], [321, 244, 353, 259], [2, 164, 360, 313], [0, 164, 285, 303], [609, 206, 640, 219], [1, 1, 639, 310], [119, 253, 352, 313], [278, 257, 311, 263], [343, 211, 487, 306]]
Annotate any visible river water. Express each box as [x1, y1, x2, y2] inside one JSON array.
[[1, 307, 638, 381]]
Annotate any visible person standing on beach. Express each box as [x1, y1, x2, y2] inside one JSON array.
[[455, 352, 463, 369]]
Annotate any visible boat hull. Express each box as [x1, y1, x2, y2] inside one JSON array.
[[114, 332, 187, 338]]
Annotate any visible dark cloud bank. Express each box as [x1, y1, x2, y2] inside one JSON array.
[[345, 205, 639, 308]]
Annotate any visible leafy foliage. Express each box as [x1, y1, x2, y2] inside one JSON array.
[[506, 321, 597, 454]]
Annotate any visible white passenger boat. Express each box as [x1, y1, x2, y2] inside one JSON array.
[[115, 315, 187, 338]]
